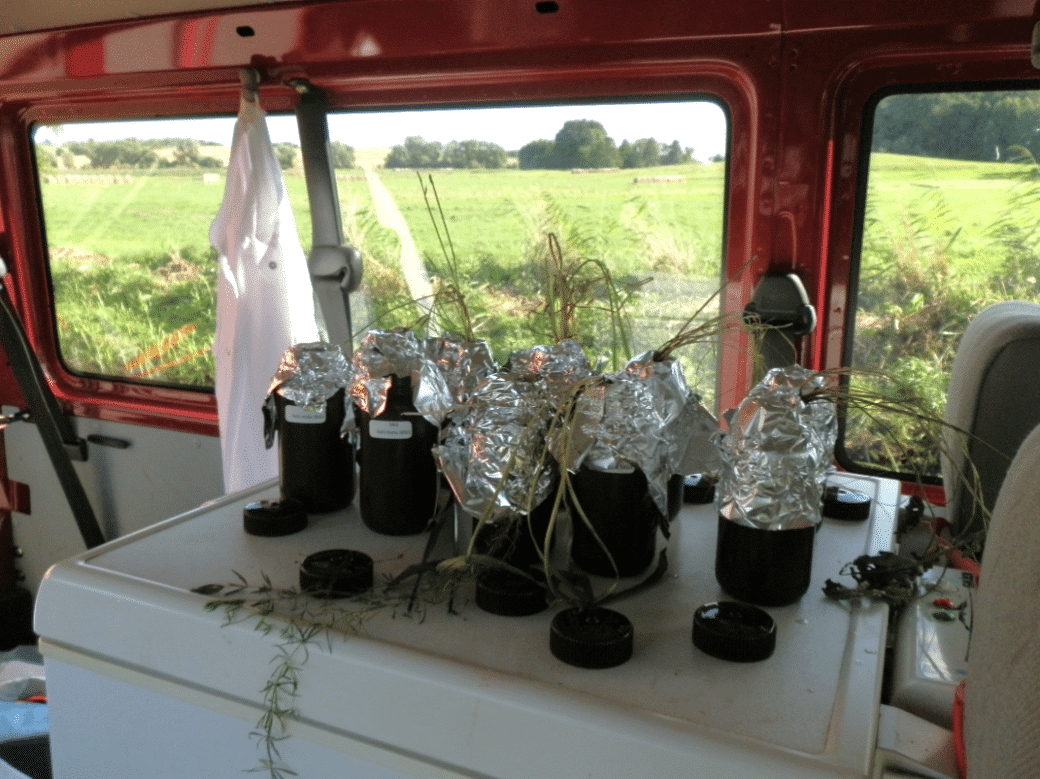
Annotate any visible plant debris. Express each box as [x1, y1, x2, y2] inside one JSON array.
[[823, 551, 923, 608]]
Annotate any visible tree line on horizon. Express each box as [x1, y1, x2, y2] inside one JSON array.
[[34, 92, 1040, 174], [384, 119, 699, 170], [518, 119, 694, 170], [36, 136, 356, 172], [40, 124, 695, 173], [872, 91, 1040, 162]]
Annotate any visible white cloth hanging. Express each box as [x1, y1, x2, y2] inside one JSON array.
[[211, 97, 319, 494]]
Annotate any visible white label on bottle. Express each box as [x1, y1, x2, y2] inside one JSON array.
[[589, 462, 636, 475], [285, 405, 326, 424], [370, 419, 413, 440]]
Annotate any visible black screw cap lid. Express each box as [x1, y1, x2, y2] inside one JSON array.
[[683, 473, 717, 505], [299, 549, 374, 598], [693, 601, 776, 662], [475, 569, 547, 617], [243, 499, 307, 537], [822, 486, 872, 521], [550, 606, 634, 669]]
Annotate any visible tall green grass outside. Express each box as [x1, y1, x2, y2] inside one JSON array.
[[40, 149, 1040, 479], [40, 164, 727, 397], [846, 152, 1040, 475]]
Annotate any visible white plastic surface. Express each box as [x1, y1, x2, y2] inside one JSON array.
[[874, 704, 957, 779], [43, 654, 424, 779], [890, 567, 973, 729], [36, 474, 898, 779]]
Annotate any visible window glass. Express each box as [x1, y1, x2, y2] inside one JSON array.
[[34, 117, 242, 387], [843, 89, 1040, 478], [329, 101, 728, 406], [33, 100, 728, 402]]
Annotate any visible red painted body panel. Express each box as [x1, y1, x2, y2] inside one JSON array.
[[0, 0, 1037, 433]]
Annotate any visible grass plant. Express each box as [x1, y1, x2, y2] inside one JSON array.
[[801, 365, 989, 607], [194, 569, 463, 779]]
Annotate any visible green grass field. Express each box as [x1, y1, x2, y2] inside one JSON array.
[[40, 153, 1025, 274], [36, 151, 1039, 418], [41, 164, 725, 271], [844, 155, 1040, 474], [377, 165, 725, 274], [862, 152, 1032, 277], [40, 162, 728, 388]]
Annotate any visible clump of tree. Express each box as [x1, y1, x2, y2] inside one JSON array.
[[272, 142, 299, 171], [50, 137, 229, 169], [443, 139, 508, 169], [169, 139, 223, 169], [618, 138, 661, 168], [872, 91, 1040, 162], [62, 138, 160, 168], [546, 119, 621, 169], [329, 141, 356, 169], [384, 136, 508, 169], [517, 139, 554, 170], [273, 140, 357, 171], [519, 120, 693, 170], [619, 138, 693, 168], [659, 140, 694, 165], [41, 136, 358, 172], [34, 141, 72, 173]]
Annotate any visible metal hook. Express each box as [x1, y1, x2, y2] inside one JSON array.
[[239, 67, 260, 103]]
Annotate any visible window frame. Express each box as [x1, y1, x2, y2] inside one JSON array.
[[8, 57, 759, 435], [31, 95, 733, 398], [831, 76, 1040, 485]]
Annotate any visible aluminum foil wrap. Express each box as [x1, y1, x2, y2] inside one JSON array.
[[424, 334, 497, 407], [349, 330, 453, 426], [563, 352, 719, 516], [435, 372, 557, 521], [624, 352, 720, 478], [715, 365, 837, 530], [504, 339, 594, 404], [268, 342, 353, 412]]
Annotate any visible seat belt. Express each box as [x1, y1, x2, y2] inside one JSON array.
[[291, 78, 363, 350], [742, 271, 817, 378], [0, 261, 105, 549]]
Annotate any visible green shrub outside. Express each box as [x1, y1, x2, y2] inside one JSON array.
[[845, 155, 1040, 476]]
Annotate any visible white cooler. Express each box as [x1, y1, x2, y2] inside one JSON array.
[[34, 474, 898, 779]]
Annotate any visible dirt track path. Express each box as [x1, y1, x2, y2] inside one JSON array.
[[360, 164, 436, 324]]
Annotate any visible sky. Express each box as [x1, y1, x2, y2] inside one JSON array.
[[34, 100, 728, 162]]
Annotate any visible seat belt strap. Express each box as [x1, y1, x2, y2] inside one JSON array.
[[0, 272, 105, 549]]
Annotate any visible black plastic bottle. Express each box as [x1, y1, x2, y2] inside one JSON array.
[[469, 495, 555, 569], [276, 387, 354, 513], [570, 464, 660, 577], [714, 516, 816, 607], [358, 375, 440, 535], [666, 473, 683, 519]]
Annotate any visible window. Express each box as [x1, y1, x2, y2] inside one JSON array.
[[34, 117, 239, 388], [33, 99, 728, 402], [842, 88, 1040, 478]]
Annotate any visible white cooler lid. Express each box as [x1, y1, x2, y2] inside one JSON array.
[[36, 474, 897, 779]]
